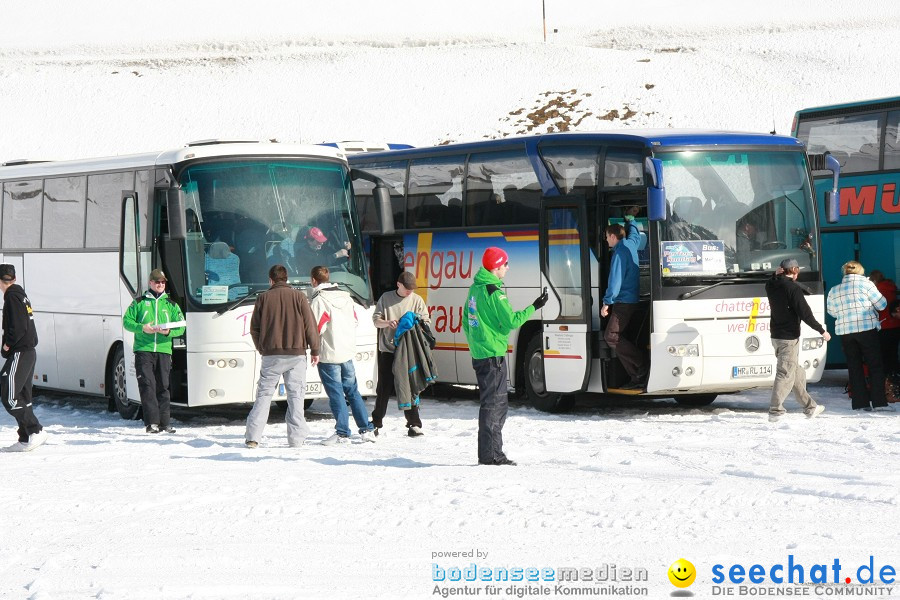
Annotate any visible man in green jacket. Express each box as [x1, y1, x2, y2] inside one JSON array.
[[123, 268, 186, 434], [463, 247, 547, 466]]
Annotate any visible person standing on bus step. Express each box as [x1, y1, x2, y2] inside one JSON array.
[[0, 264, 47, 452], [464, 247, 547, 466], [371, 271, 430, 437], [765, 259, 831, 422], [245, 264, 320, 448], [308, 266, 377, 445], [123, 268, 186, 434], [827, 260, 892, 412], [601, 207, 648, 390], [868, 270, 900, 377]]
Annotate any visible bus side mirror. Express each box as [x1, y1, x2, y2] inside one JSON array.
[[809, 152, 840, 224], [825, 190, 839, 224], [825, 153, 840, 224], [374, 184, 395, 234], [167, 187, 186, 240], [645, 157, 666, 221]]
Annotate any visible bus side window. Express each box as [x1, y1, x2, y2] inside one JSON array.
[[886, 110, 900, 170]]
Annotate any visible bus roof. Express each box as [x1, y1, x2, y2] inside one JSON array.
[[345, 130, 803, 161], [320, 141, 414, 153], [794, 96, 900, 119], [0, 141, 347, 180]]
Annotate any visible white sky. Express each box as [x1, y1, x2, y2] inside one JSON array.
[[2, 3, 900, 599]]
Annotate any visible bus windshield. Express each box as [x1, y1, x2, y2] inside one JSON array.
[[657, 149, 818, 284], [179, 159, 371, 307]]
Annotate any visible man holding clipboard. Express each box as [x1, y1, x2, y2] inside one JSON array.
[[123, 268, 186, 433]]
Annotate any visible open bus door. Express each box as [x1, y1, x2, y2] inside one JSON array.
[[538, 197, 592, 397]]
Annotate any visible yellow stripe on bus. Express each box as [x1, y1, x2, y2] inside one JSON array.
[[467, 232, 504, 238], [416, 232, 432, 303], [748, 297, 760, 332]]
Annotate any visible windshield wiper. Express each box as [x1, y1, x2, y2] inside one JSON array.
[[216, 289, 265, 315], [678, 278, 745, 300], [319, 282, 370, 307]]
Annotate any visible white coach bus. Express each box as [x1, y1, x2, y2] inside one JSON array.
[[349, 131, 839, 412], [0, 141, 377, 418]]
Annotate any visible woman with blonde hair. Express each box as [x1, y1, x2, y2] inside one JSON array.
[[827, 261, 892, 411]]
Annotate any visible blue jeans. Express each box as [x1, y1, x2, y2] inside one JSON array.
[[317, 361, 373, 437]]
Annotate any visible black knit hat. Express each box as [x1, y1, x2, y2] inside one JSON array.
[[0, 263, 15, 281]]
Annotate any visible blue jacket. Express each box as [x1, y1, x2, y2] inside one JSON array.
[[602, 220, 640, 305], [393, 311, 437, 410]]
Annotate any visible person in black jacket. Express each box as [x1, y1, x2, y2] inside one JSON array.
[[0, 264, 47, 452], [765, 258, 831, 422]]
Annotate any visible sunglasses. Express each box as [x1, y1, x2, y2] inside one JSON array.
[[151, 279, 167, 284]]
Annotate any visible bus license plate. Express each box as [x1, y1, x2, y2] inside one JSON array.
[[278, 383, 322, 395], [732, 365, 772, 378]]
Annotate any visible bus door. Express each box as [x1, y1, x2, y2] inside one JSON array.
[[539, 197, 592, 393]]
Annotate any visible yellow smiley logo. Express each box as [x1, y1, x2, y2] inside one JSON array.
[[668, 558, 696, 588]]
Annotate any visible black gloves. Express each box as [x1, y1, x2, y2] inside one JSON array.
[[532, 289, 549, 310]]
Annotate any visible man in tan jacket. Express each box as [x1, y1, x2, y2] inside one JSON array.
[[245, 264, 319, 448]]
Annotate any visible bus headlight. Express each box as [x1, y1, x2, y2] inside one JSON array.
[[667, 344, 699, 357], [802, 337, 825, 350], [228, 359, 238, 368], [355, 351, 374, 362]]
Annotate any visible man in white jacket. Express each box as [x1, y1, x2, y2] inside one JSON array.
[[309, 266, 377, 445]]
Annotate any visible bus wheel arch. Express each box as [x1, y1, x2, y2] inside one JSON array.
[[107, 343, 141, 420], [520, 330, 576, 413]]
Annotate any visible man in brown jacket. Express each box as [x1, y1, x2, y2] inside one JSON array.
[[245, 264, 319, 448]]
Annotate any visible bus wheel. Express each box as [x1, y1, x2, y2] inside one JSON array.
[[304, 398, 314, 410], [675, 394, 717, 407], [108, 345, 141, 420], [523, 336, 575, 413]]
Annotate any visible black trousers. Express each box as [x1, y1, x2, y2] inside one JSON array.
[[604, 302, 647, 380], [1, 349, 42, 443], [473, 356, 509, 464], [135, 351, 173, 427], [371, 350, 422, 429], [878, 328, 900, 376], [842, 329, 887, 409]]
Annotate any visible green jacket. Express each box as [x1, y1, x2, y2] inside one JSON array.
[[463, 267, 534, 359], [123, 291, 186, 354]]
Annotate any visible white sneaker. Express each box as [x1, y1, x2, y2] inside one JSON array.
[[23, 430, 48, 451], [2, 441, 28, 452], [359, 430, 377, 443], [874, 405, 897, 412], [768, 414, 782, 423], [321, 433, 350, 446], [806, 405, 825, 419]]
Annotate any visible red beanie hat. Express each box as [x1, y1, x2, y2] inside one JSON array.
[[482, 246, 509, 270]]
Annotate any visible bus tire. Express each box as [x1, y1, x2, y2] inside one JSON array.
[[523, 335, 576, 413], [304, 398, 314, 410], [675, 394, 717, 407], [108, 345, 141, 420]]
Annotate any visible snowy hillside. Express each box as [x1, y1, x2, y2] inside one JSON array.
[[1, 1, 898, 160]]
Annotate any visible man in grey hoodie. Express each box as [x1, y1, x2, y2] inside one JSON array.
[[309, 266, 377, 445]]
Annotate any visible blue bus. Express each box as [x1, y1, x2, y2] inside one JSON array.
[[793, 96, 900, 366], [349, 131, 834, 412]]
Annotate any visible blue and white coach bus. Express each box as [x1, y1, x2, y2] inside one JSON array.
[[0, 141, 377, 418], [348, 131, 837, 412]]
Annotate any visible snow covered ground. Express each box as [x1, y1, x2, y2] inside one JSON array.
[[4, 374, 900, 599], [3, 1, 900, 598]]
